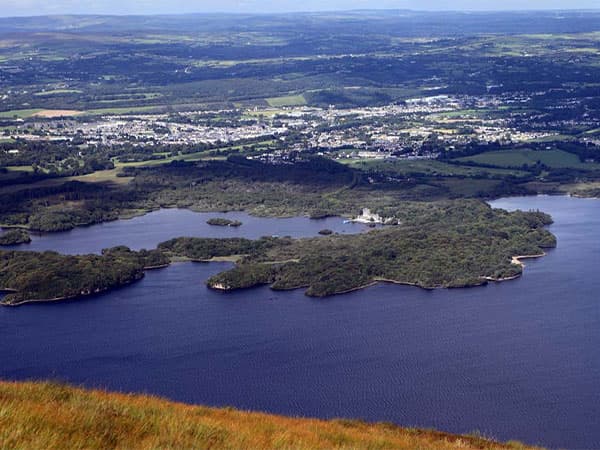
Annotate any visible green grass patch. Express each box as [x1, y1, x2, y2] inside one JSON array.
[[115, 151, 228, 168], [5, 165, 34, 173], [583, 128, 600, 136], [243, 109, 286, 118], [69, 169, 132, 184], [528, 135, 575, 143], [348, 159, 529, 178], [0, 109, 44, 119], [455, 149, 600, 170], [266, 94, 307, 107]]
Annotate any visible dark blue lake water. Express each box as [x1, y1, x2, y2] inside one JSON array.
[[1, 196, 599, 449]]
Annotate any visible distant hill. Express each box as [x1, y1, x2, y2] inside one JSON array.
[[0, 380, 540, 449], [0, 10, 598, 35]]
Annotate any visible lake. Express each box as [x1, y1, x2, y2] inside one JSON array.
[[1, 209, 370, 254], [1, 196, 599, 449]]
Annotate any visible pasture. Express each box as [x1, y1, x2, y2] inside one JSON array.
[[455, 149, 600, 170], [266, 95, 307, 107]]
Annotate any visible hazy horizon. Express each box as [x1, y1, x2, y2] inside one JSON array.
[[1, 0, 598, 18]]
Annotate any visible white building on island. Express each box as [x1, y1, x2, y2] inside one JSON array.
[[354, 208, 384, 224]]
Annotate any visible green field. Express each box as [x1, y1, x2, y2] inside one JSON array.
[[115, 151, 230, 168], [70, 168, 133, 184], [266, 94, 307, 107], [455, 149, 600, 170], [5, 165, 34, 172], [0, 109, 44, 119], [348, 159, 529, 178]]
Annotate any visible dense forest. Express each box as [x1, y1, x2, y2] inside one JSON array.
[[0, 156, 390, 231], [0, 246, 168, 305], [161, 201, 556, 297], [206, 218, 242, 227], [0, 199, 556, 305], [0, 154, 547, 233], [0, 229, 31, 246]]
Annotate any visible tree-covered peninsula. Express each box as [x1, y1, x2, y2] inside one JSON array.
[[0, 200, 556, 305], [0, 229, 31, 246], [160, 201, 556, 297], [0, 247, 168, 306]]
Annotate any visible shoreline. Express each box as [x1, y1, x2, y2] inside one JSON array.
[[0, 274, 146, 307], [2, 191, 579, 240], [143, 263, 171, 270], [482, 253, 547, 283], [511, 253, 547, 268], [2, 207, 358, 239], [206, 251, 552, 298], [1, 250, 552, 306]]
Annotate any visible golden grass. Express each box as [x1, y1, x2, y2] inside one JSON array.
[[32, 109, 84, 118], [0, 381, 540, 450]]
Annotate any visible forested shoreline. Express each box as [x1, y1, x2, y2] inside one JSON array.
[[0, 247, 168, 306], [164, 201, 556, 296], [1, 200, 556, 305]]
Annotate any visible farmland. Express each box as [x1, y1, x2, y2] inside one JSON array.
[[455, 149, 600, 170], [0, 11, 600, 275], [266, 94, 307, 107]]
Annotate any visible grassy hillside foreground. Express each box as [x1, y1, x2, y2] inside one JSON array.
[[0, 381, 540, 450]]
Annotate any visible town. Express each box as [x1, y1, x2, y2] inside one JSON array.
[[2, 93, 574, 167]]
